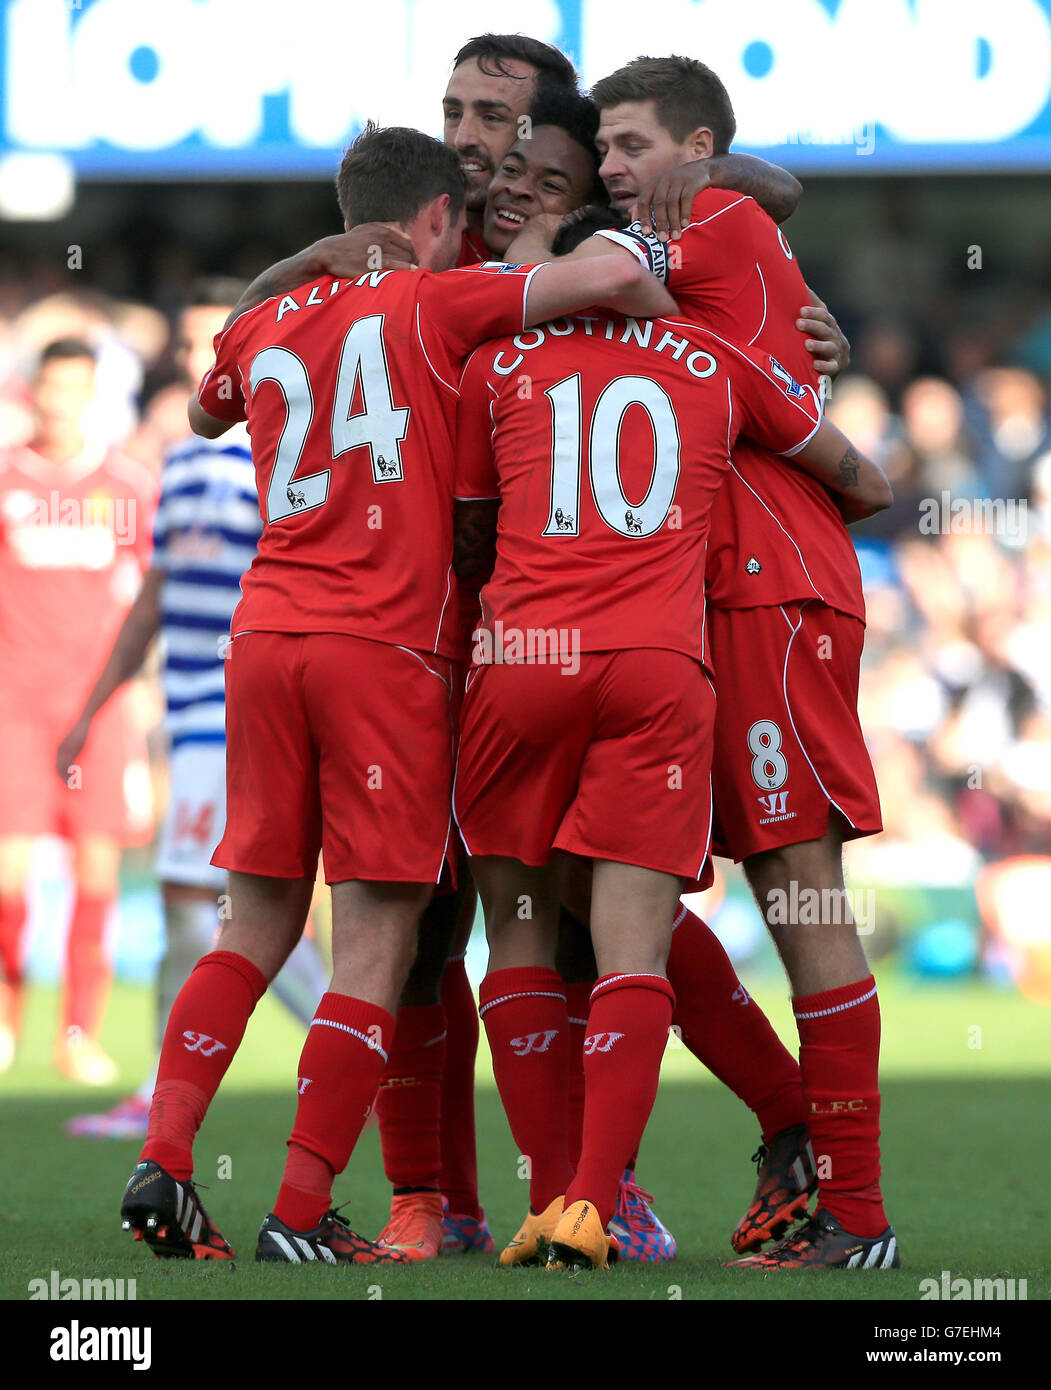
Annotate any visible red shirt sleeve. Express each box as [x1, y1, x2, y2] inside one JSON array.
[[454, 347, 500, 500], [418, 264, 540, 363], [196, 322, 248, 422], [723, 339, 823, 456], [597, 189, 761, 322]]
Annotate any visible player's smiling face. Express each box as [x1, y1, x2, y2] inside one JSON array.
[[442, 56, 539, 211], [483, 125, 596, 255], [596, 100, 710, 214]]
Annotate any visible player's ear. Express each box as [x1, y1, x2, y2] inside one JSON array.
[[429, 192, 452, 237], [685, 126, 715, 161]]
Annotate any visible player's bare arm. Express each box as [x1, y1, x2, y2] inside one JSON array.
[[633, 153, 803, 240], [453, 499, 500, 587], [524, 241, 678, 322], [188, 396, 233, 439], [222, 225, 418, 328], [799, 289, 851, 377], [54, 566, 164, 779], [790, 419, 892, 521]]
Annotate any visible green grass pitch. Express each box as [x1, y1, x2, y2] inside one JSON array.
[[3, 970, 1049, 1302]]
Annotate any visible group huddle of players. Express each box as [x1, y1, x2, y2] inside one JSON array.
[[119, 33, 900, 1275]]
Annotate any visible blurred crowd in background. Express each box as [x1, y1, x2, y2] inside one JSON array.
[[1, 182, 1049, 1002]]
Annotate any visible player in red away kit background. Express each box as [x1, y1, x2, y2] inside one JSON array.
[[0, 339, 155, 1085], [504, 54, 897, 1271], [117, 122, 676, 1266], [452, 304, 891, 1269]]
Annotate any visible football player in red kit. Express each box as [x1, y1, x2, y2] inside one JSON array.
[[517, 54, 896, 1271], [0, 339, 155, 1084], [117, 122, 676, 1267], [479, 90, 853, 1264], [453, 304, 890, 1269]]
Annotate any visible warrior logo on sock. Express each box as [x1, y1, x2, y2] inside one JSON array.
[[510, 1029, 559, 1056], [583, 1031, 625, 1055], [182, 1030, 228, 1057], [297, 1077, 312, 1094]]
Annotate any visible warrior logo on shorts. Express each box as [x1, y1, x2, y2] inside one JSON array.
[[553, 507, 575, 531], [625, 509, 643, 534], [287, 486, 307, 510], [745, 555, 761, 574]]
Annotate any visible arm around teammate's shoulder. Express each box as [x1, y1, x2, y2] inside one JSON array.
[[523, 240, 677, 324]]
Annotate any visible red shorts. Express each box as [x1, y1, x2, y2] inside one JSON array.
[[454, 649, 715, 881], [0, 690, 147, 841], [708, 600, 882, 861], [213, 632, 455, 884]]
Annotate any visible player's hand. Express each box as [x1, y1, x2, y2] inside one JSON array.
[[56, 718, 91, 782], [307, 224, 418, 278], [632, 159, 713, 242], [799, 290, 850, 377], [523, 210, 571, 247], [504, 210, 568, 264]]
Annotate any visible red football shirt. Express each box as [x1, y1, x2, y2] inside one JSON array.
[[599, 191, 864, 622], [0, 444, 156, 722], [455, 313, 821, 661], [198, 265, 540, 658], [457, 227, 491, 268]]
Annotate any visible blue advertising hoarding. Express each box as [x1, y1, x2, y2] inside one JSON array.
[[1, 0, 1050, 177]]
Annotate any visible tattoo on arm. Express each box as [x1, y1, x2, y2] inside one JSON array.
[[710, 154, 802, 223], [837, 445, 861, 489], [453, 500, 500, 584]]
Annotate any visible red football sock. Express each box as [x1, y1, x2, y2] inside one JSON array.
[[275, 992, 395, 1231], [375, 1002, 446, 1192], [668, 907, 804, 1140], [567, 973, 675, 1228], [63, 892, 112, 1038], [480, 966, 571, 1214], [141, 949, 267, 1180], [564, 980, 593, 1170], [794, 974, 888, 1238], [0, 892, 28, 1034]]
